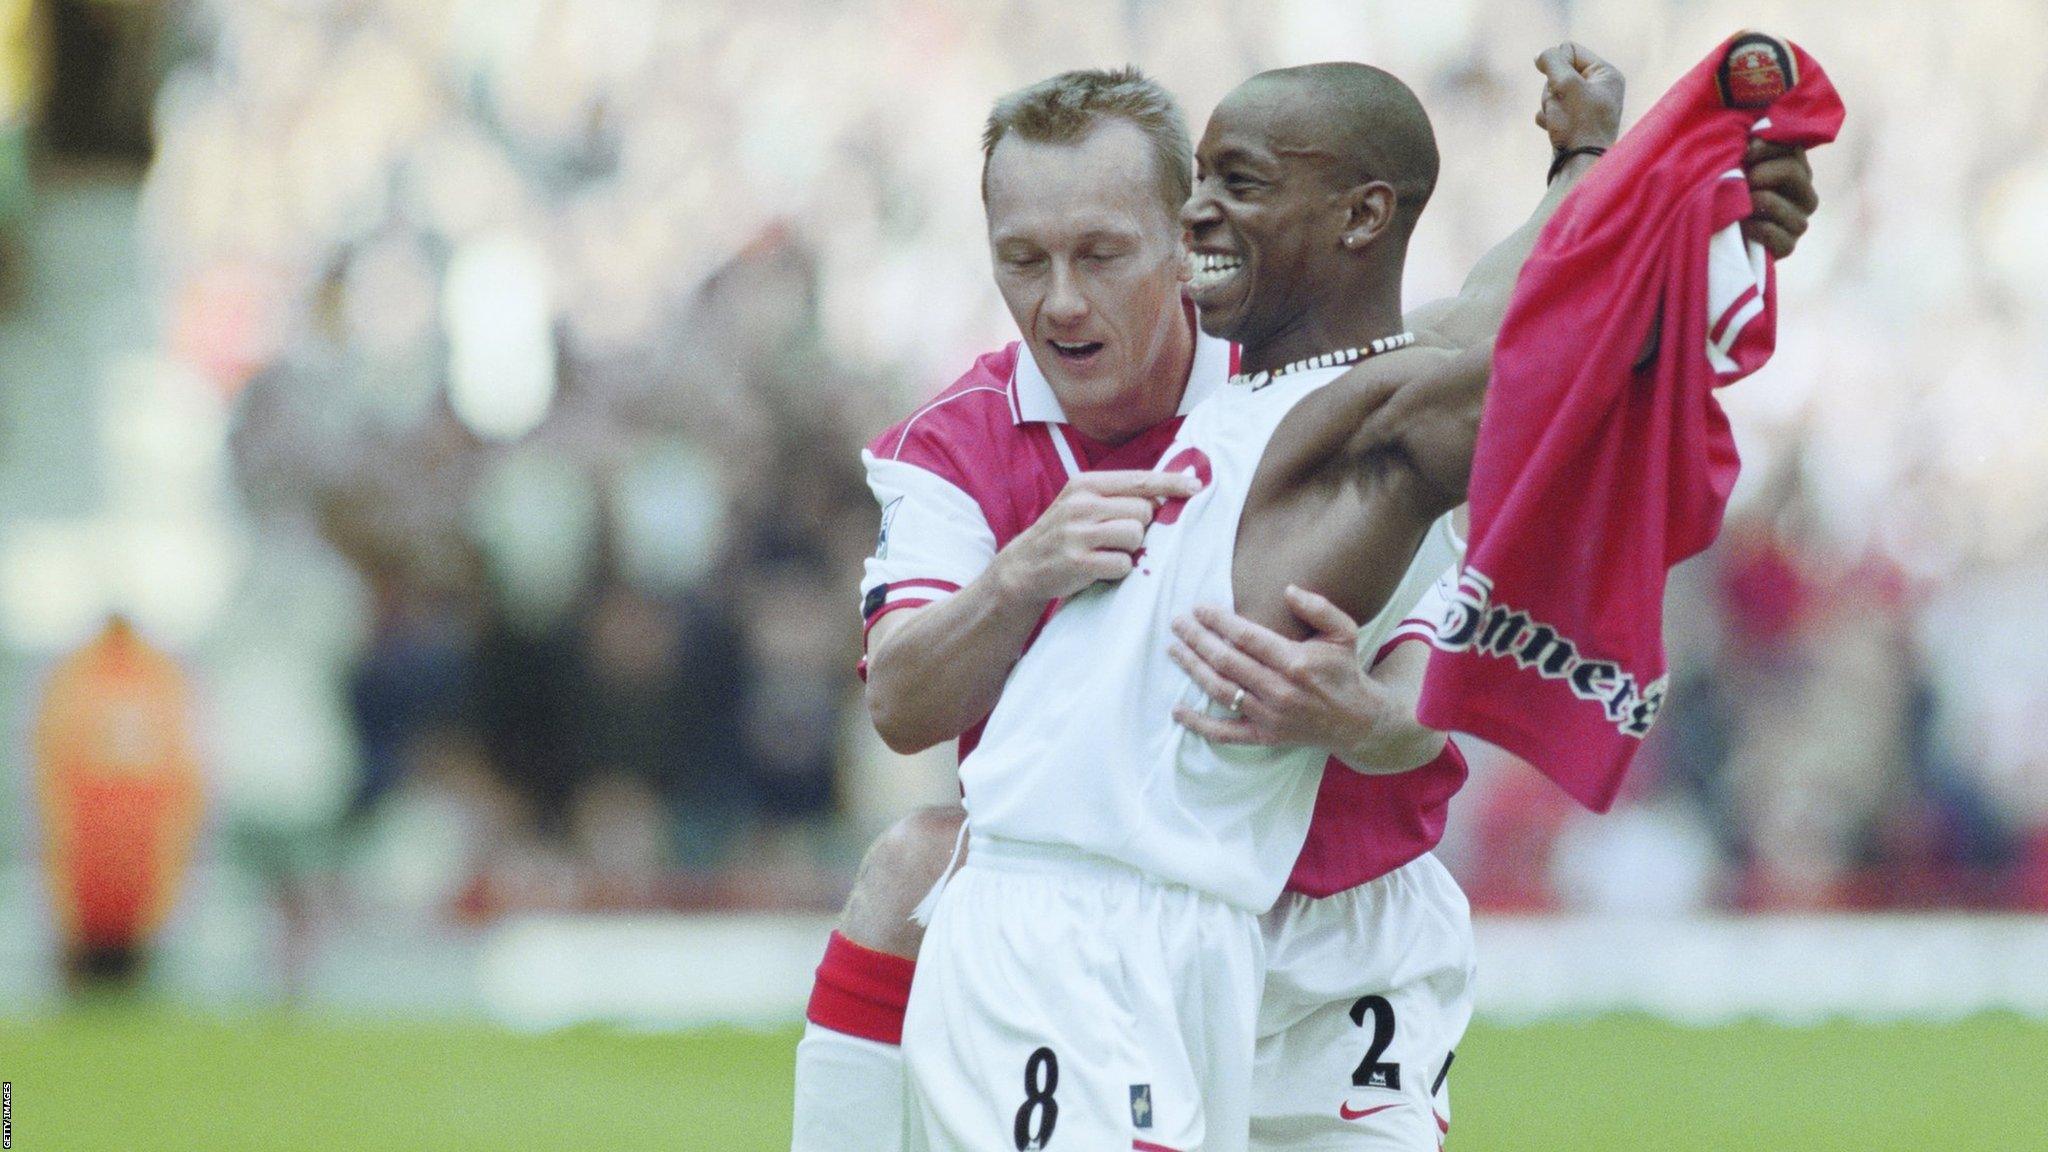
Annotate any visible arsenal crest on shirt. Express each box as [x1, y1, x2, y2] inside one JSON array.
[[1718, 33, 1796, 108]]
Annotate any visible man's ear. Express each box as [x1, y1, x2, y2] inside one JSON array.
[[1338, 181, 1398, 252]]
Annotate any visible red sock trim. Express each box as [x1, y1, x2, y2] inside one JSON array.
[[805, 930, 917, 1045]]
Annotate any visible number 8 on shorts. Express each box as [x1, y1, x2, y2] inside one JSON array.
[[1014, 1047, 1060, 1149]]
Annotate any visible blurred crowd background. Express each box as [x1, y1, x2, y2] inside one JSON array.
[[3, 0, 2046, 981]]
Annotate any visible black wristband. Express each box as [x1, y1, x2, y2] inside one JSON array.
[[1548, 144, 1608, 183]]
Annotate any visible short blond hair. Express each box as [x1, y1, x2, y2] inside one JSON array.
[[981, 66, 1193, 221]]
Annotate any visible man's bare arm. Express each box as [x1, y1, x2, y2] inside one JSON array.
[[866, 469, 1195, 752], [1372, 50, 1820, 501], [864, 590, 1050, 755], [1337, 640, 1444, 773], [1405, 44, 1626, 351], [1168, 585, 1446, 772], [1243, 44, 1623, 526], [1341, 44, 1624, 505]]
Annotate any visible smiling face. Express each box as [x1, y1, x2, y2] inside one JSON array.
[[984, 117, 1192, 426], [1180, 78, 1353, 359]]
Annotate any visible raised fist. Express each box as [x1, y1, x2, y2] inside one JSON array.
[[1535, 42, 1625, 153]]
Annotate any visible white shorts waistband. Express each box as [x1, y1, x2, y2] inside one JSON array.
[[965, 834, 1153, 886]]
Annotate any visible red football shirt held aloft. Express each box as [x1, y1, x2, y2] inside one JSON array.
[[1418, 34, 1845, 811]]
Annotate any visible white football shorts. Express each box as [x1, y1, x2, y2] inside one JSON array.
[[1251, 854, 1475, 1151], [903, 835, 1265, 1152]]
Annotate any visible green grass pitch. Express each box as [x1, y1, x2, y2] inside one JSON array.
[[4, 1007, 2043, 1150]]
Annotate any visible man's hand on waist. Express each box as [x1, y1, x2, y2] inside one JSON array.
[[1167, 585, 1438, 772]]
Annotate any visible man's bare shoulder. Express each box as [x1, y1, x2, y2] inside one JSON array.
[[1291, 340, 1466, 432], [1253, 334, 1488, 518], [1253, 345, 1436, 493]]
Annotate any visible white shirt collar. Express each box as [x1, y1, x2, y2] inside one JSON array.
[[1010, 314, 1232, 426]]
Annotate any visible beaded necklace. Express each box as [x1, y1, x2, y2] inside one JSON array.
[[1228, 330, 1416, 390]]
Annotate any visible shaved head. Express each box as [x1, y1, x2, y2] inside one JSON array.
[[1183, 60, 1439, 368], [1245, 62, 1439, 227]]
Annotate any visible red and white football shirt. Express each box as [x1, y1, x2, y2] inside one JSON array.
[[858, 321, 1230, 757]]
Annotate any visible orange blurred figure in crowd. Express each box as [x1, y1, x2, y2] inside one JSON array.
[[33, 616, 205, 988]]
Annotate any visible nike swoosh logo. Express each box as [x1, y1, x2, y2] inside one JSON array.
[[1339, 1102, 1402, 1121]]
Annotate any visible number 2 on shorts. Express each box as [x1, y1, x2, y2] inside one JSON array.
[[1348, 995, 1402, 1091], [1013, 1046, 1060, 1149]]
